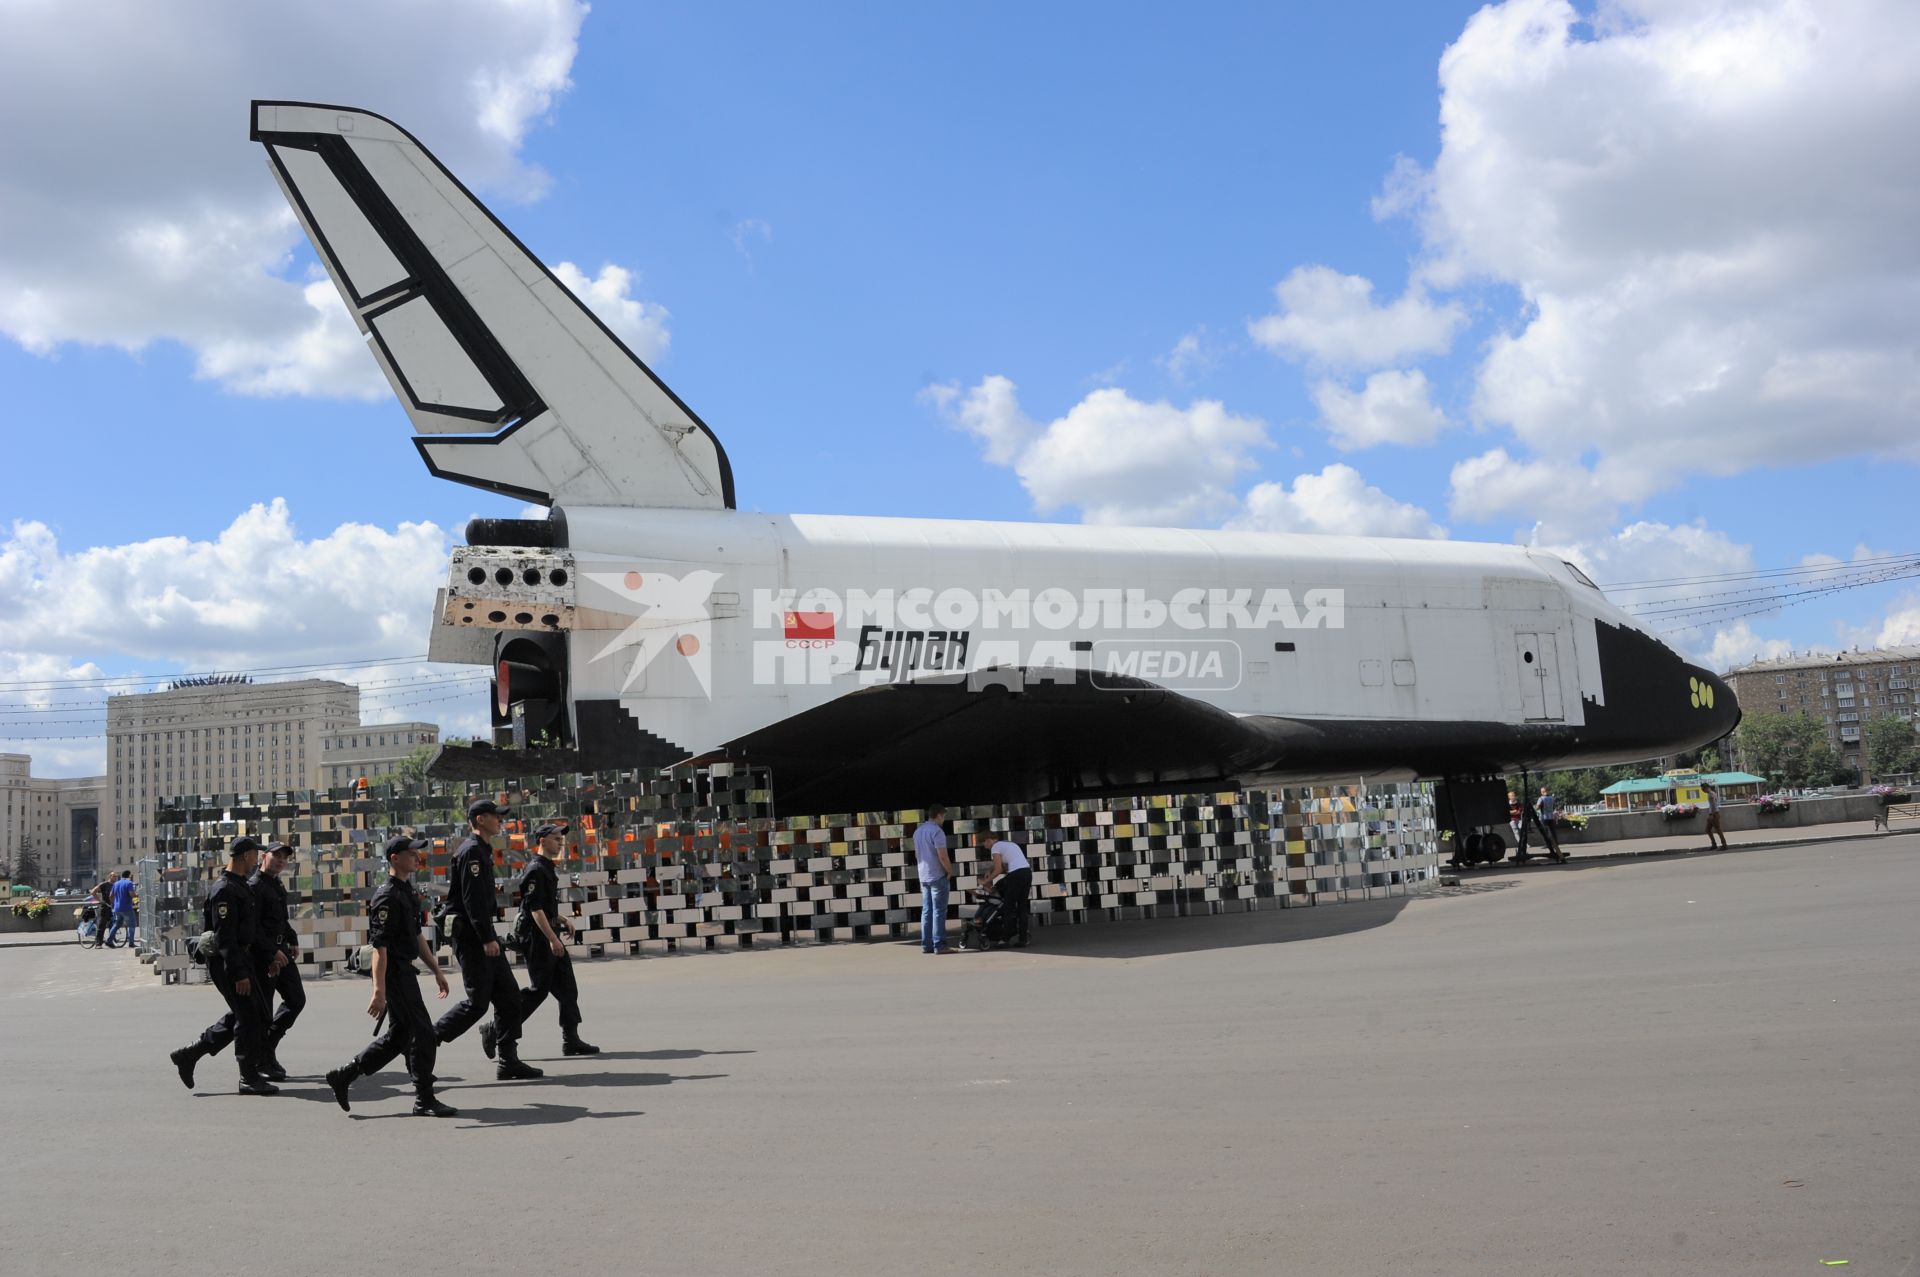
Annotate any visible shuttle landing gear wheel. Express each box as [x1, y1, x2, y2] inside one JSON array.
[[1457, 832, 1506, 867]]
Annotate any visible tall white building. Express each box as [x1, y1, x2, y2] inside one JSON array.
[[320, 721, 440, 788], [107, 677, 360, 857], [1, 754, 106, 886]]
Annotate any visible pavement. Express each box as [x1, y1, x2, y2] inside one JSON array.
[[2, 833, 1915, 1276]]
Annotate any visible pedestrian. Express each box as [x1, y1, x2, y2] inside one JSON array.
[[1507, 790, 1524, 849], [497, 821, 599, 1056], [914, 805, 953, 955], [87, 876, 114, 947], [976, 830, 1033, 948], [105, 869, 138, 948], [434, 799, 540, 1079], [324, 836, 457, 1117], [1536, 787, 1556, 824], [1703, 782, 1729, 849], [249, 841, 305, 1081], [168, 837, 278, 1096]]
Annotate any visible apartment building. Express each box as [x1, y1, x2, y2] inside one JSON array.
[[1724, 644, 1920, 780]]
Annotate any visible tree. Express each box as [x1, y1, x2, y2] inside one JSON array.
[[9, 837, 40, 890], [1695, 748, 1723, 775], [367, 744, 438, 787], [1738, 711, 1839, 788], [1864, 714, 1919, 782]]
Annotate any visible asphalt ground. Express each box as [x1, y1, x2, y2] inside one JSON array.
[[3, 834, 1915, 1276]]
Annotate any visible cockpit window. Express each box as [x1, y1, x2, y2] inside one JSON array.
[[1562, 560, 1600, 590]]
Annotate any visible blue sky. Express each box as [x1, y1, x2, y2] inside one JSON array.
[[4, 0, 1918, 773]]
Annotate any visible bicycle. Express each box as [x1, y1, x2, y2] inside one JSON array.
[[75, 906, 123, 948]]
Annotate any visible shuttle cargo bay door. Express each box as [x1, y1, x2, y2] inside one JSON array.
[[1516, 633, 1563, 721]]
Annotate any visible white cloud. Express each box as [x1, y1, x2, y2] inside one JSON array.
[[1393, 0, 1920, 505], [0, 503, 494, 774], [730, 217, 773, 260], [1447, 448, 1620, 542], [1706, 621, 1794, 673], [1313, 369, 1448, 451], [1248, 266, 1465, 368], [1160, 328, 1218, 382], [924, 374, 1037, 467], [0, 502, 450, 667], [1233, 464, 1448, 540], [1548, 519, 1756, 593], [931, 377, 1269, 526], [0, 0, 595, 397], [1877, 592, 1920, 647], [552, 262, 671, 362]]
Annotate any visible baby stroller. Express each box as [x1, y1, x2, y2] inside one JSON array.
[[958, 887, 1019, 951]]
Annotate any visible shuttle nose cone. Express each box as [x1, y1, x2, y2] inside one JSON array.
[[1685, 666, 1742, 738]]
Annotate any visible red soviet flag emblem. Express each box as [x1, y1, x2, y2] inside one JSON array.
[[784, 610, 835, 644]]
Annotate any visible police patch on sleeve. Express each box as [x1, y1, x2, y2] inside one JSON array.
[[468, 861, 480, 876], [374, 907, 387, 928], [217, 903, 228, 918]]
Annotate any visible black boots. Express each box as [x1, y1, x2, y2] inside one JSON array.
[[562, 1032, 600, 1056], [495, 1038, 544, 1080], [172, 1041, 276, 1094], [412, 1089, 458, 1118], [479, 1020, 498, 1060], [325, 1061, 360, 1112], [169, 1043, 205, 1089]]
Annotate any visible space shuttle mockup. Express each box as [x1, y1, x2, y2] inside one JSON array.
[[251, 101, 1740, 814]]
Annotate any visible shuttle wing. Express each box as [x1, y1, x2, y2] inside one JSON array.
[[249, 101, 734, 509]]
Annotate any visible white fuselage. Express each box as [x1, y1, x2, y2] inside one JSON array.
[[445, 507, 1651, 762]]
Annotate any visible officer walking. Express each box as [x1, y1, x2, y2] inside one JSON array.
[[250, 841, 305, 1080], [434, 799, 540, 1080], [324, 836, 457, 1117], [168, 836, 277, 1096], [497, 821, 599, 1056]]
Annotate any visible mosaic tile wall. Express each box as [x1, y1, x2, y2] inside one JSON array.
[[146, 765, 1439, 983]]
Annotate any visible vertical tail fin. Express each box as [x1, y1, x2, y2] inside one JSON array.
[[250, 101, 734, 509]]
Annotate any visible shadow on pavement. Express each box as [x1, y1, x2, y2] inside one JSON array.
[[523, 1047, 756, 1064], [989, 892, 1417, 960]]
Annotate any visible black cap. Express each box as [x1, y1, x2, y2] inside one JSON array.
[[383, 834, 429, 859], [230, 836, 262, 857], [467, 798, 510, 820], [264, 840, 292, 856], [531, 821, 569, 840]]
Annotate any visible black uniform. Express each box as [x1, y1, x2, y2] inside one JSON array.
[[516, 855, 582, 1032], [351, 875, 439, 1086], [248, 867, 306, 1052], [196, 869, 270, 1078], [433, 834, 523, 1048]]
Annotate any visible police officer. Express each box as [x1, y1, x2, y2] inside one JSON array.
[[250, 840, 305, 1080], [324, 835, 456, 1117], [499, 821, 599, 1055], [434, 799, 540, 1080], [168, 836, 277, 1096]]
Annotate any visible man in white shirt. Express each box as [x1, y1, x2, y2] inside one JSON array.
[[977, 831, 1033, 948], [1703, 783, 1728, 849], [913, 806, 953, 954]]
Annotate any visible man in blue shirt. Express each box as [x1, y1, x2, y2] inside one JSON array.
[[106, 870, 138, 948], [913, 806, 953, 955]]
